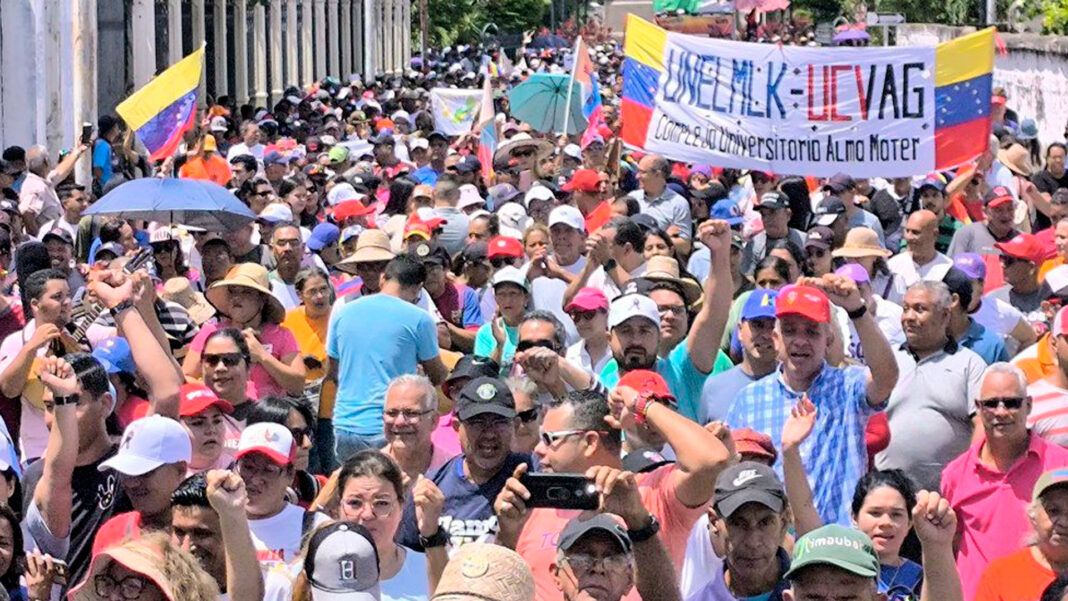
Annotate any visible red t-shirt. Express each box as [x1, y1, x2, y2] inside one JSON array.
[[91, 511, 143, 555]]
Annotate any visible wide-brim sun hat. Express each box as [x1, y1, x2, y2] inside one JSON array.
[[205, 263, 286, 324], [641, 255, 703, 307], [831, 227, 891, 259], [492, 133, 553, 165]]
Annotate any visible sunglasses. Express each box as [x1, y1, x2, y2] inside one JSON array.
[[203, 352, 244, 368], [517, 407, 541, 423], [289, 426, 313, 444], [516, 339, 557, 353], [568, 309, 601, 323], [490, 257, 518, 269], [976, 396, 1027, 411], [512, 149, 535, 158]]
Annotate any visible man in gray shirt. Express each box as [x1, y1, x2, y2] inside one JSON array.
[[629, 154, 693, 254], [430, 174, 470, 256], [875, 280, 986, 491], [946, 186, 1018, 257]]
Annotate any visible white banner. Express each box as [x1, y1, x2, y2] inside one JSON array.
[[430, 88, 482, 136]]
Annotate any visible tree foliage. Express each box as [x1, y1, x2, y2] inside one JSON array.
[[422, 0, 548, 47]]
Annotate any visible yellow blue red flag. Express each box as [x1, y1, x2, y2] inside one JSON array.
[[117, 45, 205, 162]]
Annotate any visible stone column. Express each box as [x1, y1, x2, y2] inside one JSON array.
[[301, 0, 314, 84], [314, 0, 327, 80], [286, 0, 299, 87], [269, 0, 283, 103], [233, 0, 249, 103], [130, 0, 157, 87], [327, 0, 340, 78], [401, 0, 410, 71], [354, 0, 364, 78], [213, 0, 229, 97], [340, 0, 352, 78], [252, 2, 267, 105], [383, 0, 393, 74], [167, 0, 183, 65], [73, 0, 98, 186], [362, 0, 374, 79], [393, 0, 403, 74], [375, 0, 384, 76], [191, 0, 207, 104]]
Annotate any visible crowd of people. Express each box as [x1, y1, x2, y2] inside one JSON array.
[[0, 25, 1066, 601]]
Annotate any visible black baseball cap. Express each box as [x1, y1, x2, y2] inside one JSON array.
[[407, 241, 451, 267], [621, 448, 675, 474], [713, 461, 786, 518], [822, 173, 856, 194], [42, 228, 74, 246], [557, 514, 632, 554], [455, 376, 515, 421], [446, 355, 500, 387], [813, 197, 847, 227], [460, 241, 489, 264], [757, 190, 790, 210]]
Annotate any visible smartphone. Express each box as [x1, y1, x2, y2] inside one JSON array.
[[52, 558, 69, 585], [80, 122, 93, 146], [520, 473, 599, 510]]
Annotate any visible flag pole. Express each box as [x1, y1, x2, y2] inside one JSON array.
[[561, 36, 582, 137]]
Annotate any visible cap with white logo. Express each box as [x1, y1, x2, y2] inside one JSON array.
[[713, 461, 786, 518], [99, 415, 193, 476], [608, 293, 661, 330], [304, 522, 381, 601]]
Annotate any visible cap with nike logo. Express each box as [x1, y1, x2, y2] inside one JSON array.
[[714, 461, 786, 518]]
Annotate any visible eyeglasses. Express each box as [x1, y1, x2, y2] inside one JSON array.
[[563, 553, 631, 575], [203, 352, 244, 368], [516, 339, 558, 353], [1000, 255, 1030, 267], [976, 396, 1027, 411], [540, 429, 604, 447], [517, 407, 541, 423], [341, 497, 397, 518], [237, 458, 284, 479], [383, 408, 434, 422], [657, 304, 686, 316], [289, 426, 313, 444], [94, 574, 149, 600]]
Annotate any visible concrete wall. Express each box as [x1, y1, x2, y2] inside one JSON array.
[[898, 24, 1068, 146]]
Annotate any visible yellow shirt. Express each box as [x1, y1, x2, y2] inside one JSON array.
[[282, 306, 336, 418]]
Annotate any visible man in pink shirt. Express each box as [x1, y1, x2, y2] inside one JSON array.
[[494, 371, 731, 601], [941, 362, 1068, 600]]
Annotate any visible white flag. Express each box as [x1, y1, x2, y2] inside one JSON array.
[[429, 88, 482, 136]]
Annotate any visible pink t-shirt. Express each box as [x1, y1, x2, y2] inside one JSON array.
[[431, 413, 462, 457], [516, 464, 705, 601], [941, 434, 1068, 601], [191, 322, 299, 399]]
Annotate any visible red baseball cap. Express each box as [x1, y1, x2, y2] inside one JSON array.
[[775, 285, 831, 324], [562, 169, 602, 193], [332, 199, 376, 221], [617, 369, 676, 404], [732, 428, 778, 463], [996, 232, 1046, 264], [991, 94, 1007, 106], [487, 235, 523, 259], [984, 186, 1014, 208], [179, 383, 234, 417]]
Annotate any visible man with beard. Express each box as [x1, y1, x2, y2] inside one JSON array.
[[727, 274, 898, 525], [495, 374, 729, 601], [700, 289, 779, 424], [598, 220, 735, 422], [396, 376, 530, 554], [267, 225, 304, 310]]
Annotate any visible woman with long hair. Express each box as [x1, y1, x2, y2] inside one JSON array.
[[851, 470, 923, 601], [70, 532, 219, 601]]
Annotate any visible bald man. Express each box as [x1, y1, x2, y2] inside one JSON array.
[[628, 154, 693, 255], [885, 210, 954, 304]]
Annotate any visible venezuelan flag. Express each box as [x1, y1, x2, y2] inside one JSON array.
[[476, 78, 497, 186], [117, 45, 205, 162], [620, 15, 666, 149], [933, 29, 996, 170]]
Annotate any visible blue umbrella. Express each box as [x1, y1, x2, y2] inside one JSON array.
[[85, 177, 257, 231], [507, 73, 588, 135]]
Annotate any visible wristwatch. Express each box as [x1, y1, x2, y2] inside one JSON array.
[[109, 299, 135, 318], [52, 394, 79, 406], [846, 300, 868, 320], [627, 513, 660, 543], [419, 527, 449, 549]]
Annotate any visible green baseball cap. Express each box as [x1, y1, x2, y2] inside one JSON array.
[[328, 145, 350, 164], [1034, 468, 1068, 502], [784, 524, 880, 580]]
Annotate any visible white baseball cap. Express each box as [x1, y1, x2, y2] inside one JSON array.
[[563, 144, 582, 160], [410, 138, 430, 152], [258, 203, 295, 224], [608, 293, 662, 330], [523, 185, 555, 206], [458, 184, 486, 211], [209, 116, 228, 133], [99, 415, 193, 476], [326, 183, 366, 206], [235, 422, 295, 466], [492, 266, 530, 293], [548, 205, 586, 233]]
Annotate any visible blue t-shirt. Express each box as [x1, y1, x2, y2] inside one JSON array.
[[599, 343, 732, 423], [699, 365, 759, 425], [879, 559, 923, 601], [960, 318, 1009, 365], [92, 139, 113, 188], [396, 452, 531, 553], [327, 293, 439, 436]]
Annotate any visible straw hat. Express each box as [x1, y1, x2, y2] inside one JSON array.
[[206, 263, 286, 324], [70, 540, 182, 601], [997, 143, 1034, 177], [641, 256, 703, 307], [831, 227, 891, 259], [492, 133, 553, 164], [337, 230, 396, 275], [162, 277, 216, 325], [432, 543, 534, 601]]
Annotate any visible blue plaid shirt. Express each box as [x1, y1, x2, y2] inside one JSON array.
[[726, 362, 881, 525]]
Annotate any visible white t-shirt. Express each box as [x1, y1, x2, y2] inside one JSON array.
[[679, 513, 725, 600], [227, 142, 266, 162], [249, 504, 330, 573], [973, 295, 1027, 355], [218, 569, 293, 601], [381, 547, 431, 601], [885, 251, 953, 304], [527, 255, 599, 346], [565, 339, 612, 376]]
